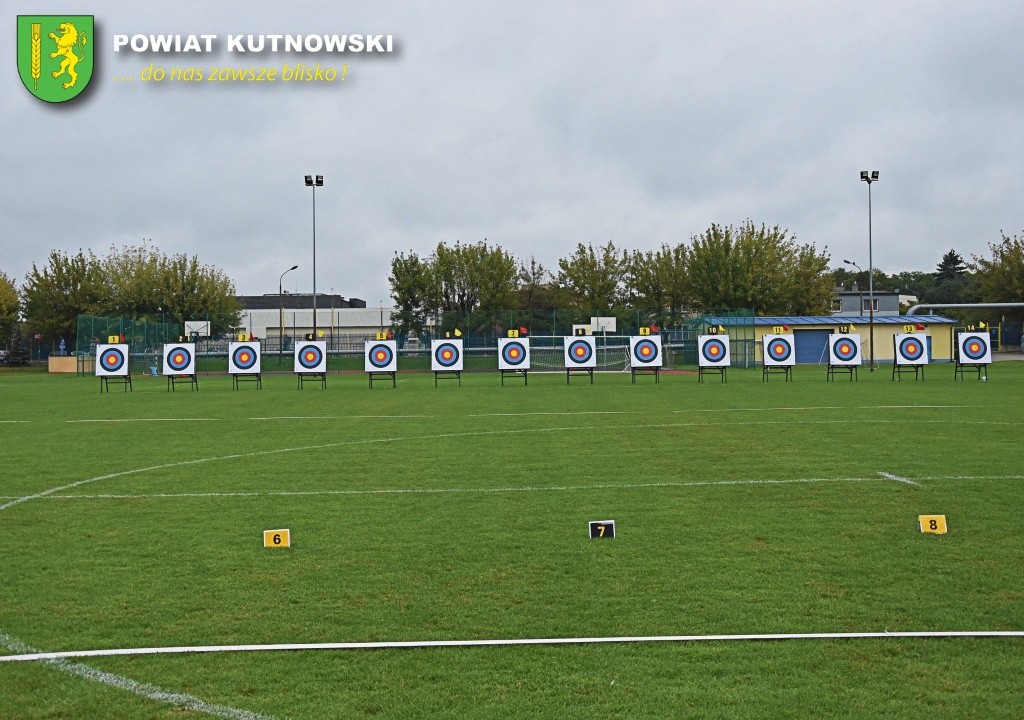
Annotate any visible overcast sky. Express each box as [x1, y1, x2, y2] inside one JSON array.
[[3, 1, 1022, 307]]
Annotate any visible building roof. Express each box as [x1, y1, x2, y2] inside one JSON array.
[[709, 315, 957, 326]]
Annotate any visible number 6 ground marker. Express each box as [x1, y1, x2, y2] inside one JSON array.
[[263, 529, 291, 548]]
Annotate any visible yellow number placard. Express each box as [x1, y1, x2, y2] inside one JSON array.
[[772, 325, 784, 334], [263, 528, 291, 548], [918, 515, 947, 534], [507, 329, 519, 338], [375, 331, 388, 340], [839, 325, 850, 333], [904, 324, 916, 333], [639, 327, 651, 336], [107, 335, 120, 343], [238, 333, 247, 341]]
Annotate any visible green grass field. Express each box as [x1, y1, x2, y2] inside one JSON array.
[[1, 363, 1023, 719]]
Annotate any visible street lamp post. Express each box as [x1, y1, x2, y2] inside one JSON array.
[[860, 170, 879, 370], [304, 175, 323, 339], [279, 264, 298, 358]]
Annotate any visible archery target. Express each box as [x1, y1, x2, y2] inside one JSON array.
[[762, 334, 795, 367], [163, 343, 196, 375], [294, 341, 327, 373], [498, 338, 531, 370], [958, 333, 991, 364], [229, 342, 261, 374], [564, 336, 596, 368], [629, 336, 663, 368], [894, 333, 929, 366], [364, 340, 398, 372], [697, 335, 731, 367], [95, 344, 129, 377], [828, 334, 862, 366], [431, 339, 464, 371]]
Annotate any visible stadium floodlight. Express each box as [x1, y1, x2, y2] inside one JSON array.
[[304, 175, 324, 338], [279, 264, 298, 358], [860, 170, 879, 370]]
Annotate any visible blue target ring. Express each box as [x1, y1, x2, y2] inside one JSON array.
[[899, 337, 924, 361], [832, 338, 858, 362], [166, 346, 192, 372], [298, 344, 323, 369], [567, 339, 593, 364], [702, 338, 727, 363], [100, 347, 125, 372], [767, 338, 792, 362], [232, 345, 258, 370], [501, 340, 527, 366], [434, 342, 460, 368], [962, 335, 988, 360], [368, 343, 394, 369], [633, 339, 659, 364]]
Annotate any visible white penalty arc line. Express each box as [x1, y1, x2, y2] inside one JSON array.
[[0, 631, 278, 720], [879, 471, 919, 486], [3, 631, 1023, 663]]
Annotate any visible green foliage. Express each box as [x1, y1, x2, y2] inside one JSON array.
[[556, 241, 627, 311], [626, 244, 689, 321], [517, 257, 558, 332], [688, 222, 832, 314], [21, 249, 106, 344], [0, 271, 19, 341], [973, 232, 1024, 320], [431, 241, 520, 328], [2, 329, 30, 366], [388, 250, 432, 336], [935, 249, 967, 282], [20, 244, 240, 344]]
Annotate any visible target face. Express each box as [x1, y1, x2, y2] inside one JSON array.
[[564, 337, 596, 368], [894, 333, 929, 366], [629, 336, 663, 368], [294, 341, 326, 373], [828, 334, 862, 366], [364, 340, 398, 372], [163, 344, 195, 375], [229, 342, 261, 374], [698, 335, 731, 367], [763, 334, 795, 367], [958, 333, 991, 364], [431, 339, 464, 371], [498, 338, 531, 370], [95, 344, 129, 377]]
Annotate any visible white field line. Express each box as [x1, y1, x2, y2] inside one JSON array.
[[14, 476, 895, 501], [467, 411, 636, 417], [0, 631, 279, 719], [66, 418, 221, 424], [3, 631, 1023, 663], [0, 420, 30, 423], [879, 471, 919, 486], [4, 419, 1020, 514], [250, 415, 429, 420]]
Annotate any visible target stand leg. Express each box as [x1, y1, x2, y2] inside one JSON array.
[[434, 370, 461, 387], [368, 371, 396, 389], [501, 370, 527, 386]]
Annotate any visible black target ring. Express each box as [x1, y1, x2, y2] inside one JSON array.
[[434, 342, 460, 368], [166, 346, 192, 372], [100, 347, 125, 373], [701, 338, 727, 364], [899, 337, 924, 361], [501, 340, 527, 366], [567, 339, 593, 365], [298, 344, 323, 369], [368, 343, 394, 369], [767, 338, 792, 362], [232, 345, 258, 370], [832, 338, 858, 362], [633, 339, 659, 364]]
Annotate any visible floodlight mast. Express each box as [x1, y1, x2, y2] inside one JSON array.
[[860, 171, 879, 370], [304, 175, 324, 339], [279, 264, 298, 358]]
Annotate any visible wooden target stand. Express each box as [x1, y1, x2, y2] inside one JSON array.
[[368, 371, 396, 388], [826, 364, 857, 382], [232, 373, 262, 390], [892, 363, 924, 382], [630, 365, 659, 384], [566, 367, 594, 384], [954, 360, 987, 381], [167, 373, 198, 392], [100, 374, 132, 393], [698, 365, 727, 383], [762, 364, 792, 382], [500, 369, 528, 386], [297, 372, 327, 389], [434, 369, 461, 387]]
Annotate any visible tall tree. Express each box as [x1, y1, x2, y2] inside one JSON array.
[[556, 241, 627, 312], [388, 250, 432, 336], [687, 222, 831, 314], [517, 257, 558, 332], [21, 249, 105, 345], [625, 244, 689, 321], [972, 232, 1024, 320], [0, 271, 19, 343], [935, 249, 967, 282], [430, 240, 519, 331]]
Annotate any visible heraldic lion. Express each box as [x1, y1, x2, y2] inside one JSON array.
[[49, 22, 87, 89]]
